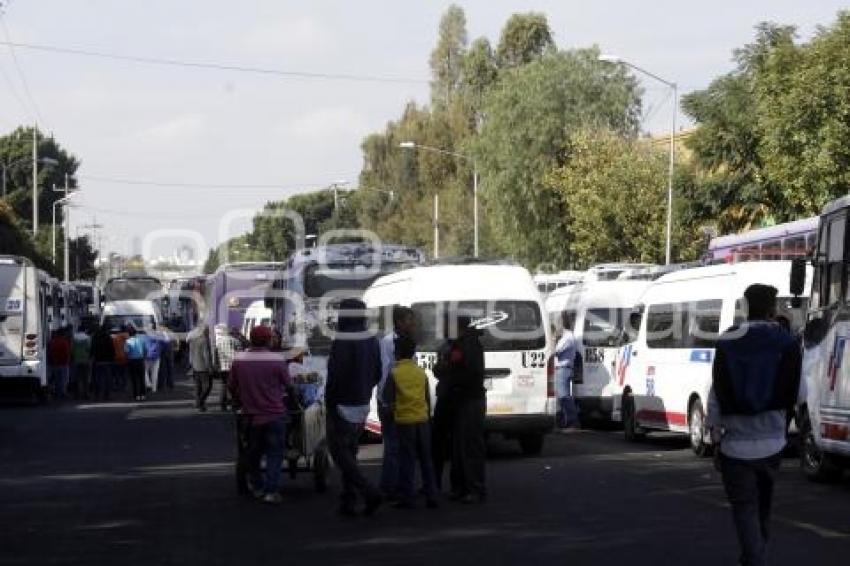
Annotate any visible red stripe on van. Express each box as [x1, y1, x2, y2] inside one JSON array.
[[636, 410, 687, 427]]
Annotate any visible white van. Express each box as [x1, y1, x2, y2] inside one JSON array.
[[101, 299, 162, 331], [545, 279, 652, 421], [0, 256, 52, 399], [619, 261, 811, 455], [242, 299, 273, 338], [363, 261, 555, 455]]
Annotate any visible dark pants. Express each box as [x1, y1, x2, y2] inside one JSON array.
[[218, 371, 230, 409], [327, 410, 380, 509], [194, 371, 213, 409], [127, 359, 145, 399], [453, 397, 486, 498], [246, 418, 286, 495], [160, 350, 175, 390], [112, 363, 127, 392], [398, 421, 437, 504], [432, 396, 455, 492], [378, 405, 400, 497], [93, 362, 112, 400], [720, 452, 782, 566], [74, 362, 91, 400]]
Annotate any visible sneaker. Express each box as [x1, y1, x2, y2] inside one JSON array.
[[364, 493, 384, 516], [262, 493, 282, 505]]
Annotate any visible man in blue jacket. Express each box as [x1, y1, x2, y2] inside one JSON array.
[[708, 284, 801, 566], [325, 298, 383, 517]]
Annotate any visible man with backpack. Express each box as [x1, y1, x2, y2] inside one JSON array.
[[708, 284, 802, 566]]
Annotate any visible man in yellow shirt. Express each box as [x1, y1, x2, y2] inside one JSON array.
[[386, 336, 438, 509]]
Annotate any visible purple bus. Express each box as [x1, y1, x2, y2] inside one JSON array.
[[707, 216, 818, 263]]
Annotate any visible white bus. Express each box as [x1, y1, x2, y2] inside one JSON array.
[[619, 261, 810, 455], [545, 279, 652, 421], [363, 261, 555, 455], [0, 256, 53, 400], [793, 197, 850, 480]]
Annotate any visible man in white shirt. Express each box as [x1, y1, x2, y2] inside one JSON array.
[[376, 306, 417, 499], [554, 314, 579, 429]]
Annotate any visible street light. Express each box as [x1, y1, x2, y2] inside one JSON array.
[[52, 192, 79, 277], [399, 141, 480, 258], [600, 54, 677, 265]]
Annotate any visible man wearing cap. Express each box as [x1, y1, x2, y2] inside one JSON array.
[[228, 325, 293, 505], [708, 284, 802, 566]]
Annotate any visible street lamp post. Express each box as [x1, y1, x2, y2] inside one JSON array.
[[52, 192, 78, 269], [600, 55, 677, 265], [399, 141, 479, 258]]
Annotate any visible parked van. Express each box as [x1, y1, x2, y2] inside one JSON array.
[[545, 279, 652, 421], [242, 299, 272, 338], [0, 256, 53, 400], [363, 261, 555, 455], [619, 261, 810, 455]]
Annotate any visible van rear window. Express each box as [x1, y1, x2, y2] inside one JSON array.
[[412, 301, 546, 352]]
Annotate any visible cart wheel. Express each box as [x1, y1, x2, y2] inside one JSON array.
[[314, 446, 329, 493]]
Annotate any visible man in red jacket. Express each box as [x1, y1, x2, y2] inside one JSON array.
[[228, 325, 293, 505], [48, 328, 72, 399]]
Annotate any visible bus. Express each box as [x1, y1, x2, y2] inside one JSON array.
[[363, 260, 555, 455], [0, 256, 54, 400], [707, 217, 818, 263], [619, 260, 810, 455], [270, 243, 425, 381], [793, 196, 850, 480]]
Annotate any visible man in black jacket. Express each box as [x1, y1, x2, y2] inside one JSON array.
[[91, 325, 116, 401], [325, 298, 383, 517]]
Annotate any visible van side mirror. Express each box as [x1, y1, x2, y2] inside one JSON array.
[[790, 258, 806, 298]]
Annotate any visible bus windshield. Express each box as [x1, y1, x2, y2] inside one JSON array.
[[412, 300, 546, 352], [303, 262, 415, 298], [104, 278, 162, 302]]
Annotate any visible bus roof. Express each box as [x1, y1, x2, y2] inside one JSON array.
[[708, 217, 818, 251], [822, 195, 850, 217], [288, 243, 424, 269]]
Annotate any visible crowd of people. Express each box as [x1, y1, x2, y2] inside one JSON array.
[[46, 321, 176, 402]]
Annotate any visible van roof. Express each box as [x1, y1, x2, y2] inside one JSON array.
[[368, 264, 540, 303], [545, 279, 651, 313]]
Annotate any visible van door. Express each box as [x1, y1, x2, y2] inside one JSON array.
[[0, 265, 26, 366], [576, 307, 630, 415]]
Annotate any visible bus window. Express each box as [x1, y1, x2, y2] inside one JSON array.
[[826, 215, 846, 305], [782, 236, 806, 260], [807, 232, 818, 256], [761, 240, 781, 261], [740, 244, 760, 261]]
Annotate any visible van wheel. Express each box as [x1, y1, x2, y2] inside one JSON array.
[[801, 415, 843, 482], [622, 394, 643, 442], [519, 434, 544, 456], [688, 399, 711, 457]]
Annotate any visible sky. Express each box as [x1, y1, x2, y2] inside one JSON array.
[[0, 0, 846, 264]]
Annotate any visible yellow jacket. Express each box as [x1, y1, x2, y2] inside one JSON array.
[[391, 359, 429, 425]]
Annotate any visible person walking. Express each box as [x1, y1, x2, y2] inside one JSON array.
[[159, 327, 176, 391], [325, 298, 383, 517], [554, 313, 580, 429], [124, 325, 147, 401], [228, 325, 293, 505], [71, 324, 93, 400], [188, 325, 214, 412], [47, 329, 72, 399], [215, 325, 241, 411], [143, 327, 164, 394], [708, 284, 802, 566], [435, 314, 487, 504], [91, 325, 115, 401], [385, 335, 438, 509], [110, 326, 129, 394], [377, 306, 417, 501]]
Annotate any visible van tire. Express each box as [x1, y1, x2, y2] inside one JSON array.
[[519, 434, 544, 456], [800, 411, 843, 482], [622, 393, 643, 442], [688, 399, 711, 457]]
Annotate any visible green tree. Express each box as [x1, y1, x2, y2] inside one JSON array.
[[495, 12, 554, 68], [473, 48, 642, 267], [429, 4, 468, 106]]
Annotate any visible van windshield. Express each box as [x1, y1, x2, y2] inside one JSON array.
[[103, 315, 156, 332], [412, 301, 546, 352]]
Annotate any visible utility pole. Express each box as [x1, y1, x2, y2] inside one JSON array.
[[32, 126, 38, 235], [433, 193, 440, 260], [64, 174, 70, 282]]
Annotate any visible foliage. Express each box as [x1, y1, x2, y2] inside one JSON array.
[[429, 4, 468, 106], [495, 12, 554, 68], [0, 200, 52, 272]]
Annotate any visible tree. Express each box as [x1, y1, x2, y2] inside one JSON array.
[[429, 5, 468, 106], [473, 48, 642, 267], [0, 200, 53, 272], [495, 12, 554, 69], [546, 129, 699, 267], [461, 37, 498, 129]]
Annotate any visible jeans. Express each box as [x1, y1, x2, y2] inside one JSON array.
[[720, 452, 782, 566], [558, 396, 580, 428], [327, 410, 381, 508], [160, 350, 175, 390], [398, 421, 437, 504], [378, 405, 400, 496], [112, 363, 127, 393], [194, 371, 213, 409], [144, 358, 161, 392], [246, 418, 286, 495], [127, 359, 146, 399], [50, 366, 69, 398], [93, 362, 112, 400], [452, 396, 486, 498], [218, 371, 230, 409]]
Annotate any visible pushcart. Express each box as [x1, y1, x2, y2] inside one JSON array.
[[235, 384, 330, 495]]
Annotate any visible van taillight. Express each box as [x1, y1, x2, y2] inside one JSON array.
[[547, 356, 555, 398], [26, 334, 37, 340]]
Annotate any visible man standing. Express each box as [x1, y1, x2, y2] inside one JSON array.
[[325, 298, 383, 517], [143, 326, 164, 394], [377, 306, 417, 500], [71, 325, 92, 400], [123, 325, 147, 402], [554, 313, 580, 429], [215, 325, 241, 411], [188, 325, 214, 412], [708, 284, 801, 566], [48, 329, 72, 399], [91, 325, 115, 401], [228, 325, 292, 505]]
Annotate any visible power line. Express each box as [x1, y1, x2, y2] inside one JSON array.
[[0, 18, 48, 129], [78, 173, 358, 190], [0, 40, 428, 85]]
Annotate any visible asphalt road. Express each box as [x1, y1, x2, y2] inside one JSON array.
[[1, 377, 849, 566]]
